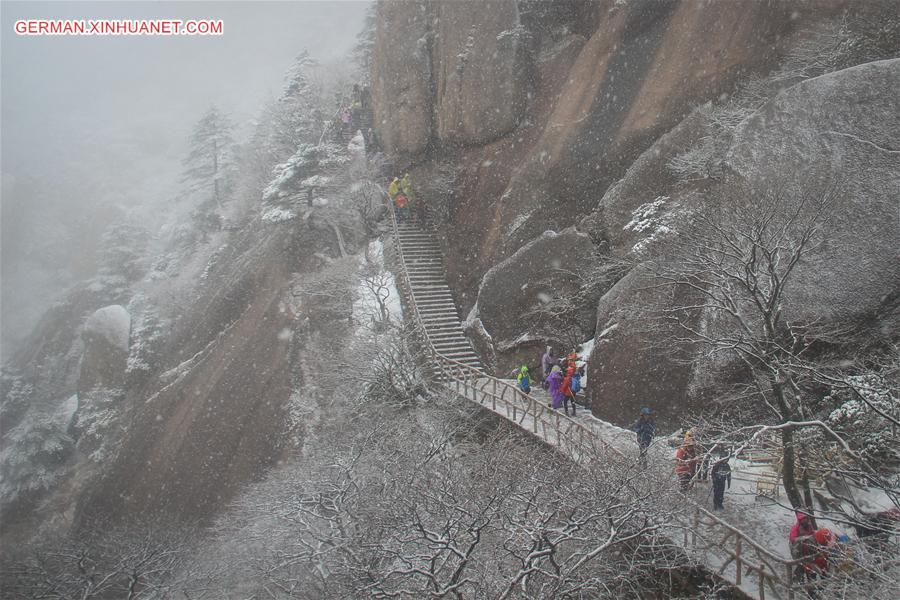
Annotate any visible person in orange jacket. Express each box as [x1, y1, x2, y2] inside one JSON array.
[[675, 432, 699, 491]]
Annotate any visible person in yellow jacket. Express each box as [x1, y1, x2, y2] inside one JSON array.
[[387, 177, 400, 200], [400, 173, 414, 203]]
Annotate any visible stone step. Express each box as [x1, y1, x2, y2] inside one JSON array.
[[414, 299, 456, 307], [428, 330, 468, 339], [423, 325, 467, 334], [421, 318, 461, 326], [433, 344, 475, 353], [407, 270, 444, 277], [416, 307, 457, 315], [419, 314, 460, 322]]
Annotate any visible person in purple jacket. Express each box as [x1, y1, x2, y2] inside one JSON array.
[[540, 346, 555, 389], [546, 365, 564, 409]]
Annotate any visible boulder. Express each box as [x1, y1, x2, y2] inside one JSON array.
[[724, 58, 900, 324], [467, 228, 596, 374], [586, 59, 900, 426], [78, 305, 130, 394], [586, 269, 703, 430]]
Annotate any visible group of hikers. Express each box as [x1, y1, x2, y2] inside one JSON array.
[[388, 173, 426, 223], [514, 346, 585, 416], [332, 84, 377, 149]]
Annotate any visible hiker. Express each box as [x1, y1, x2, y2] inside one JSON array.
[[564, 350, 578, 371], [547, 365, 564, 409], [675, 432, 699, 491], [395, 192, 409, 222], [340, 105, 352, 133], [388, 177, 400, 200], [630, 407, 656, 468], [811, 528, 837, 577], [561, 367, 576, 416], [400, 172, 413, 203], [540, 347, 555, 389], [710, 452, 732, 510], [517, 365, 532, 394], [789, 511, 819, 582]]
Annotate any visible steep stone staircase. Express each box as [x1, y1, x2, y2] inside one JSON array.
[[394, 221, 482, 371], [384, 202, 803, 600]]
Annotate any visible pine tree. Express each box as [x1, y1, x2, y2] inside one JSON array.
[[351, 4, 376, 85], [269, 51, 321, 156], [180, 106, 235, 235]]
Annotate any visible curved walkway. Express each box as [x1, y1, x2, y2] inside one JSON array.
[[384, 205, 807, 600]]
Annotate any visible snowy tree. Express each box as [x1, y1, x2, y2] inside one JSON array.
[[269, 51, 323, 157], [350, 3, 376, 85], [180, 106, 235, 235], [646, 181, 838, 512], [98, 221, 150, 283], [3, 521, 200, 599]]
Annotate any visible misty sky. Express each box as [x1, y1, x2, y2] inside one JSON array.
[[0, 1, 368, 353]]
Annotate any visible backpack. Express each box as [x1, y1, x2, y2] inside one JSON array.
[[571, 374, 581, 394], [395, 193, 408, 208]]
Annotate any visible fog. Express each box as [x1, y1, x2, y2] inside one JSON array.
[[1, 1, 368, 356]]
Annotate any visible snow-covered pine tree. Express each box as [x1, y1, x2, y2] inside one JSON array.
[[269, 51, 322, 158], [350, 3, 376, 85], [180, 106, 235, 236]]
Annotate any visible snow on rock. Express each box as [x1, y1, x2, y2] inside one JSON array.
[[83, 305, 131, 352], [79, 305, 131, 394], [347, 130, 366, 154], [473, 227, 596, 372]]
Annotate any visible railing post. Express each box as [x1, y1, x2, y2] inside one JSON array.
[[786, 564, 794, 600], [532, 400, 538, 433], [734, 537, 742, 585]]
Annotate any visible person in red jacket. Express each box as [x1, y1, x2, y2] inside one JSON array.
[[789, 511, 818, 582]]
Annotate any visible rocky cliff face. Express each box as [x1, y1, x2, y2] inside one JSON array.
[[371, 0, 900, 426], [0, 194, 367, 541]]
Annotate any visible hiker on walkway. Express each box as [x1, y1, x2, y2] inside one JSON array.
[[541, 346, 555, 389], [400, 172, 413, 200], [675, 432, 699, 491], [789, 511, 819, 582], [710, 452, 732, 510], [547, 365, 564, 409], [395, 192, 409, 222], [812, 528, 837, 577], [340, 105, 352, 134], [561, 367, 576, 416], [388, 177, 400, 200], [517, 365, 532, 394], [631, 407, 656, 468]]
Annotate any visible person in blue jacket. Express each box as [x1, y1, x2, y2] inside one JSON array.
[[630, 407, 657, 468]]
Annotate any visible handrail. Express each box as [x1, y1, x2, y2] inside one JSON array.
[[684, 504, 803, 599], [383, 192, 623, 459], [383, 192, 799, 599]]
